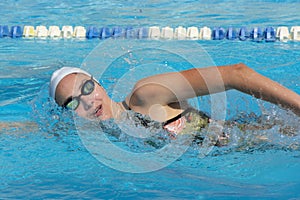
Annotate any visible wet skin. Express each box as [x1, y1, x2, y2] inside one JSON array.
[[55, 73, 115, 120]]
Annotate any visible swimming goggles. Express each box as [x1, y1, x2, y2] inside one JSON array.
[[62, 76, 95, 110]]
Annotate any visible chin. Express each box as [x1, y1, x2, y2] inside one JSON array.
[[99, 114, 111, 121]]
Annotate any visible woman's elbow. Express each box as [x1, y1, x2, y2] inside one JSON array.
[[225, 63, 253, 88]]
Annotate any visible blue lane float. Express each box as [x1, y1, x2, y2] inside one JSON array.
[[226, 27, 237, 40], [86, 26, 100, 39], [1, 25, 300, 42], [238, 27, 249, 41], [100, 27, 111, 39], [10, 26, 23, 38], [250, 27, 264, 42], [112, 27, 125, 38], [212, 27, 226, 40], [0, 25, 9, 37], [125, 27, 134, 39], [137, 27, 149, 39], [265, 27, 276, 42]]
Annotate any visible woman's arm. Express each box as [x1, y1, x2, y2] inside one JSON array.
[[222, 63, 300, 116], [126, 63, 300, 116], [0, 121, 38, 133]]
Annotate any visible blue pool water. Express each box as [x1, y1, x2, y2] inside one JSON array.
[[1, 0, 300, 199]]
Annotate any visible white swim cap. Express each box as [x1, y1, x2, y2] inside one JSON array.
[[49, 67, 91, 99]]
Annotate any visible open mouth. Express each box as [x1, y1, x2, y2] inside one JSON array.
[[94, 104, 103, 118]]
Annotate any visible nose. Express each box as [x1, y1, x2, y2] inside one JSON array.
[[80, 94, 94, 111]]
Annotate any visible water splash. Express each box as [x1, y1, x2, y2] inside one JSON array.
[[29, 83, 300, 158], [30, 84, 83, 152]]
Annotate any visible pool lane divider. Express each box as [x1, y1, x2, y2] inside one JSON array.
[[0, 25, 300, 42]]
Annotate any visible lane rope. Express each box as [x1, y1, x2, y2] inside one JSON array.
[[0, 25, 299, 42]]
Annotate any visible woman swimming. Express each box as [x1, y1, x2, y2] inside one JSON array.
[[49, 63, 300, 141]]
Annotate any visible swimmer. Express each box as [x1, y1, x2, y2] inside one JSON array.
[[50, 63, 300, 142]]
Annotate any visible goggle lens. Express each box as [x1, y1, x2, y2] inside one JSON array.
[[63, 77, 95, 110], [65, 98, 80, 110], [82, 80, 94, 95]]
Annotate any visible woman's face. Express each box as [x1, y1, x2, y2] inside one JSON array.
[[55, 73, 113, 120]]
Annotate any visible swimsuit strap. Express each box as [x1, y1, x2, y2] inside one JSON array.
[[121, 100, 209, 126], [162, 107, 193, 126], [163, 107, 210, 126]]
